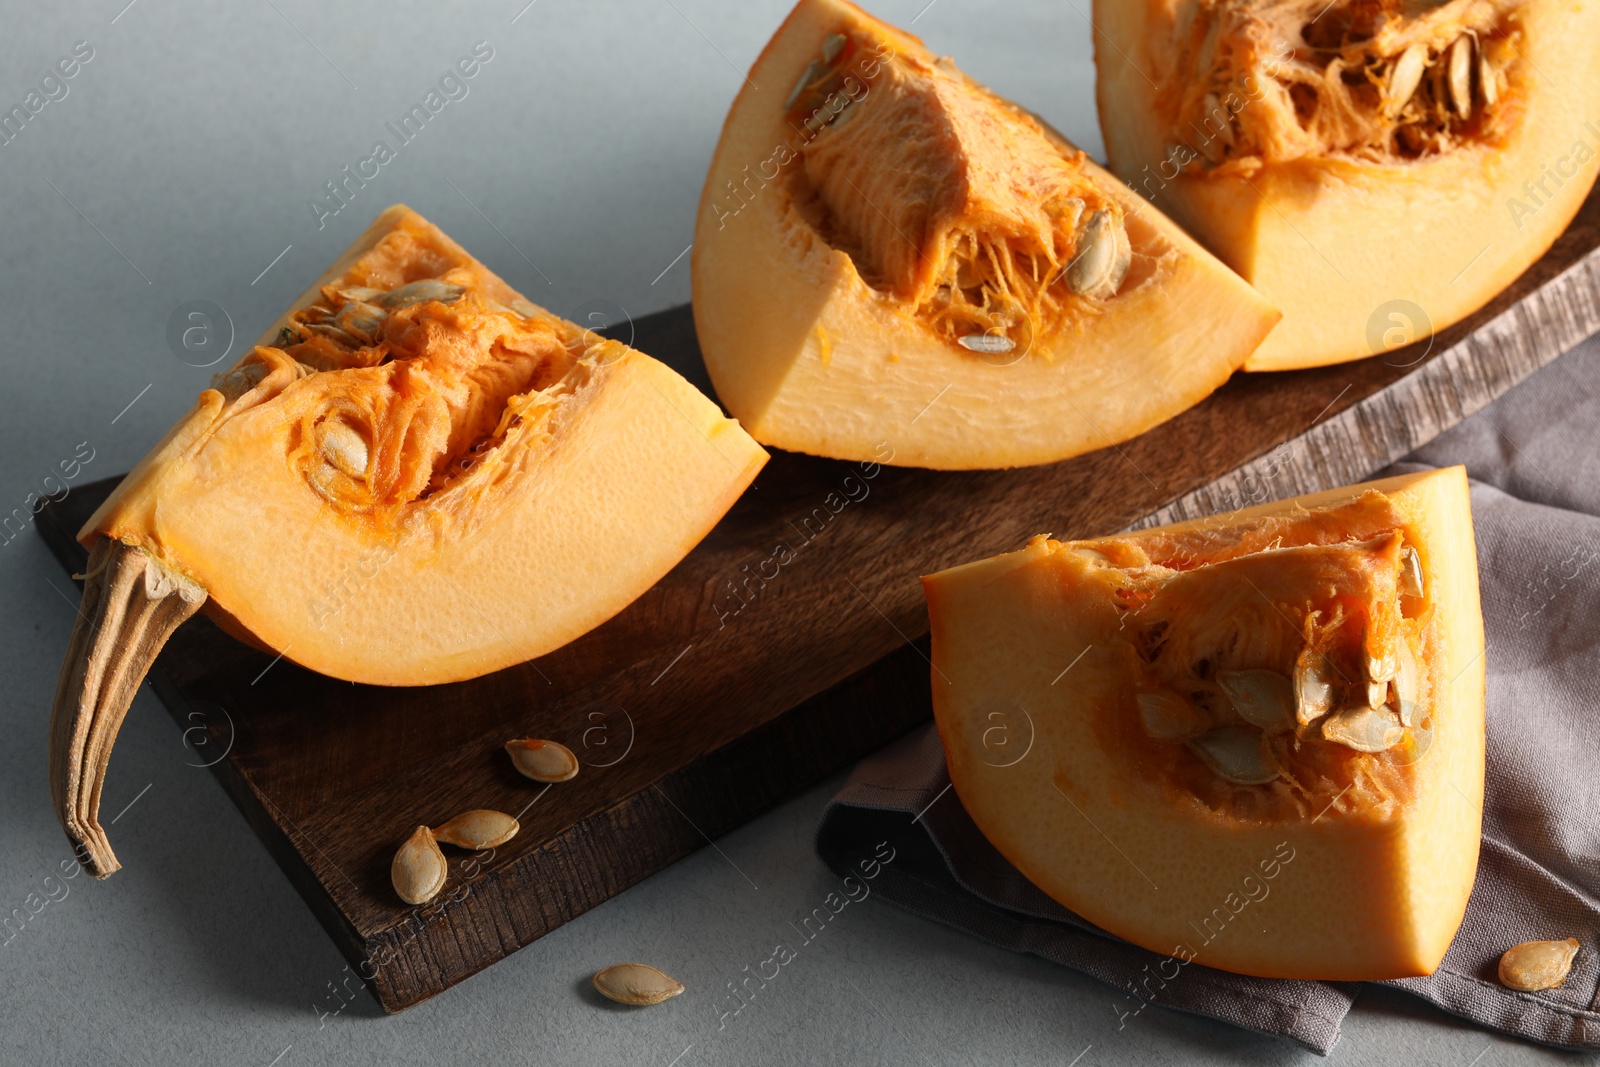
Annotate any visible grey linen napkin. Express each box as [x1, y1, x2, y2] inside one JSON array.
[[816, 336, 1600, 1055]]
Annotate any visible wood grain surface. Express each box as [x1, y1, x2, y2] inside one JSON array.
[[36, 186, 1600, 1012]]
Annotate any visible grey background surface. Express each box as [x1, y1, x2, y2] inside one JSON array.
[[0, 1, 1586, 1064]]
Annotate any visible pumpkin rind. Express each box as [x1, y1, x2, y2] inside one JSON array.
[[923, 467, 1485, 979], [1094, 0, 1600, 371], [51, 205, 767, 877], [693, 0, 1280, 470], [80, 205, 767, 685]]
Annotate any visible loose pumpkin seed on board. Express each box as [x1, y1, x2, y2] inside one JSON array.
[[506, 738, 579, 782], [392, 826, 448, 905], [433, 809, 520, 850]]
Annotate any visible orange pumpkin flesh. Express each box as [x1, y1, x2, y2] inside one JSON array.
[[1094, 0, 1600, 371], [693, 0, 1280, 470], [85, 205, 766, 684], [52, 205, 766, 876], [924, 467, 1485, 979]]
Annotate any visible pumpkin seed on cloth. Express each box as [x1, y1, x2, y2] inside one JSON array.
[[1498, 938, 1580, 991], [817, 335, 1600, 1053]]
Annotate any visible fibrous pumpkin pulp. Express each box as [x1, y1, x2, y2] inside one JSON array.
[[924, 467, 1484, 979], [50, 205, 767, 877], [693, 0, 1280, 470], [1095, 0, 1600, 370]]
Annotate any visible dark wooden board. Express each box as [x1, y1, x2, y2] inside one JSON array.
[[37, 187, 1600, 1012]]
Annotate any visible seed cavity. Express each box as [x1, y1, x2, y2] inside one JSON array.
[[1217, 669, 1295, 733], [1138, 689, 1204, 741], [1188, 726, 1279, 784], [1321, 705, 1405, 753], [392, 825, 448, 905], [1498, 938, 1580, 991], [506, 738, 580, 782], [433, 809, 520, 850], [592, 963, 685, 1006]]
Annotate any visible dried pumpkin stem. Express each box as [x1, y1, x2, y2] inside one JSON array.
[[48, 538, 206, 878]]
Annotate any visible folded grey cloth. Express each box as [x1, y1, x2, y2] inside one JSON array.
[[817, 337, 1600, 1055]]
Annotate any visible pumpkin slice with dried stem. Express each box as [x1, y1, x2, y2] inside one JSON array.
[[50, 205, 767, 877], [924, 466, 1485, 979], [693, 0, 1280, 470], [1094, 0, 1600, 370]]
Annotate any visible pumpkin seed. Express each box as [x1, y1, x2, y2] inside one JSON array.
[[1138, 689, 1204, 740], [1203, 92, 1235, 147], [1447, 35, 1475, 117], [433, 809, 520, 850], [379, 279, 465, 310], [392, 825, 447, 905], [1071, 547, 1110, 565], [506, 738, 579, 782], [1366, 641, 1396, 684], [214, 361, 269, 400], [1188, 726, 1280, 784], [316, 420, 369, 478], [1045, 196, 1087, 231], [1387, 43, 1429, 115], [822, 33, 847, 64], [1066, 210, 1129, 299], [958, 333, 1016, 354], [334, 300, 386, 341], [592, 962, 685, 1006], [1293, 649, 1336, 724], [1217, 669, 1295, 732], [339, 286, 385, 303], [1321, 704, 1404, 753], [1400, 546, 1424, 599], [1479, 54, 1498, 107], [1391, 637, 1422, 727], [1498, 938, 1580, 991], [304, 321, 363, 347], [785, 60, 821, 110]]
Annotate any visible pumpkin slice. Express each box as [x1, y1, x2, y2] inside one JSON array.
[[51, 205, 767, 877], [692, 0, 1280, 470], [923, 467, 1484, 979], [1095, 0, 1600, 371]]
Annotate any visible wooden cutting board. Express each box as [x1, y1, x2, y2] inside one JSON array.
[[37, 188, 1600, 1012]]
